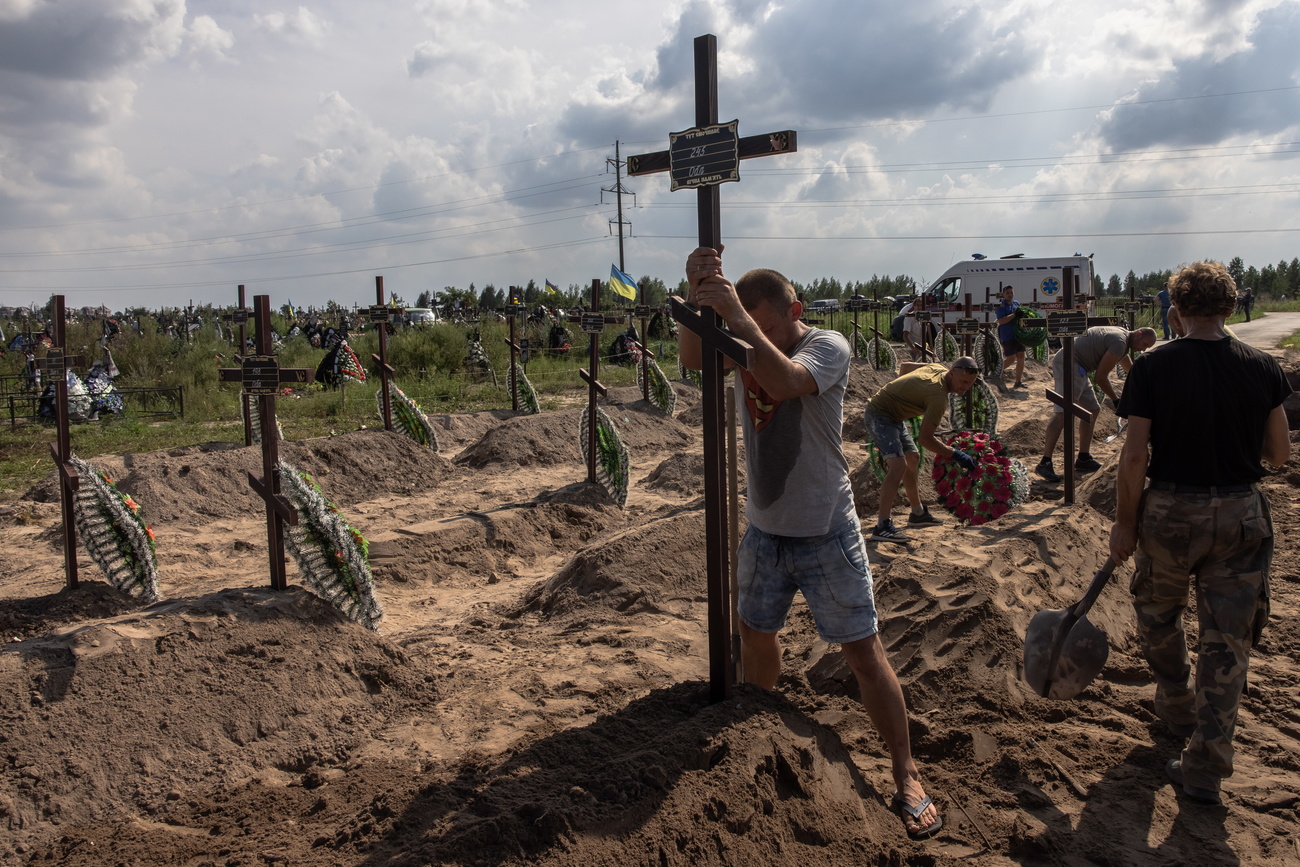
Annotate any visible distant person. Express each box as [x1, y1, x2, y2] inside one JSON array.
[[1109, 261, 1290, 806], [680, 245, 943, 840], [1239, 288, 1254, 322], [993, 286, 1027, 388], [864, 358, 981, 542], [1036, 325, 1158, 481], [1157, 287, 1172, 340]]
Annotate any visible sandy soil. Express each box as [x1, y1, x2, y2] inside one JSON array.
[[1, 348, 1299, 867]]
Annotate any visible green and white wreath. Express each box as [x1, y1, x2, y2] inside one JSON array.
[[948, 378, 1000, 435], [68, 454, 160, 603], [279, 460, 384, 632], [855, 333, 898, 371], [934, 327, 960, 362], [509, 362, 540, 415], [378, 382, 438, 449], [580, 406, 631, 506], [678, 360, 703, 388], [636, 357, 677, 416], [974, 330, 1005, 377]]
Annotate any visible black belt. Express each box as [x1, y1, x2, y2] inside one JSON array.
[[1148, 480, 1255, 495]]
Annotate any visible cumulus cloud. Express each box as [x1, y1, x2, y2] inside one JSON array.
[[187, 15, 235, 63], [253, 6, 330, 45], [1097, 1, 1300, 149]]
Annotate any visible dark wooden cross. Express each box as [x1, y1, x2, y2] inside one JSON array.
[[220, 285, 255, 445], [504, 288, 526, 412], [1043, 267, 1094, 505], [579, 278, 611, 484], [217, 295, 313, 591], [627, 33, 795, 701], [369, 276, 404, 430], [43, 296, 86, 589]]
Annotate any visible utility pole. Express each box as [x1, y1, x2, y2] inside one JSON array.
[[602, 141, 634, 275]]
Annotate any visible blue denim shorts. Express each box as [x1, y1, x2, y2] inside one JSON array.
[[864, 407, 916, 460], [736, 515, 879, 643]]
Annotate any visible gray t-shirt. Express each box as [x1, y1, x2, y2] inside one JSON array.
[[1069, 326, 1128, 373], [735, 328, 855, 536]]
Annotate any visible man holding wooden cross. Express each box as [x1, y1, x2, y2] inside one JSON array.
[[680, 245, 943, 840]]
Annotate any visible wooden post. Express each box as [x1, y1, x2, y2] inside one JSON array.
[[579, 279, 609, 484], [369, 276, 400, 431], [626, 33, 794, 702], [1043, 267, 1093, 505], [42, 296, 84, 589], [217, 296, 314, 590]]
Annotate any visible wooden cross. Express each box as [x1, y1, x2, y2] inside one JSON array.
[[1043, 267, 1094, 505], [221, 285, 255, 445], [44, 296, 84, 589], [579, 278, 610, 484], [217, 295, 314, 591], [626, 33, 795, 702], [369, 276, 404, 430], [504, 289, 526, 412]]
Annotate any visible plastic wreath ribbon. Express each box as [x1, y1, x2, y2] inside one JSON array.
[[865, 416, 924, 482], [635, 356, 677, 416], [855, 333, 898, 371], [580, 405, 630, 506], [677, 360, 703, 388], [278, 460, 384, 632], [67, 454, 160, 603], [931, 431, 1029, 526], [974, 330, 1004, 378], [378, 382, 438, 449], [508, 362, 540, 414], [947, 378, 1000, 435]]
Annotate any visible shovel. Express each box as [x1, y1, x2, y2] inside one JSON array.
[[1105, 418, 1127, 444], [1022, 558, 1116, 700]]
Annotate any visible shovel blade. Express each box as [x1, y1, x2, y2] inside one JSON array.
[[1023, 608, 1070, 697], [1045, 617, 1110, 700]]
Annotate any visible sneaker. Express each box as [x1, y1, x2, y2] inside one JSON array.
[[1035, 458, 1060, 482], [1013, 381, 1027, 389], [870, 522, 909, 543], [1074, 454, 1102, 473], [908, 506, 943, 526]]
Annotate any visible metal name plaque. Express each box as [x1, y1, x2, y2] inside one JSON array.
[[241, 355, 282, 394], [1047, 311, 1089, 336], [669, 120, 740, 191], [954, 317, 980, 336], [580, 313, 606, 334]]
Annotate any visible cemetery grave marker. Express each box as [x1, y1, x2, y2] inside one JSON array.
[[626, 33, 796, 701], [217, 295, 314, 591], [1043, 267, 1094, 505], [42, 296, 85, 588], [368, 276, 405, 432]]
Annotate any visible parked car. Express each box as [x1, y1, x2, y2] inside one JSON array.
[[807, 299, 840, 313], [405, 307, 438, 326]]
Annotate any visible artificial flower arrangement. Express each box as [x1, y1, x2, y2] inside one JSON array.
[[580, 406, 630, 506], [934, 327, 960, 362], [68, 454, 160, 602], [278, 460, 384, 631], [634, 351, 677, 416], [931, 431, 1029, 526], [947, 378, 1000, 436], [855, 333, 897, 371], [334, 340, 367, 384], [508, 362, 540, 414], [377, 382, 439, 449], [973, 330, 1004, 377]]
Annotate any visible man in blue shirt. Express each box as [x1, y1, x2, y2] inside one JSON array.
[[1157, 287, 1171, 339], [993, 286, 1026, 388]]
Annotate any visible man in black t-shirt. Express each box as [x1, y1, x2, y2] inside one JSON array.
[[1109, 261, 1291, 806]]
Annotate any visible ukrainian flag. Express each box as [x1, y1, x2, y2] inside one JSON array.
[[609, 264, 638, 300], [545, 279, 559, 294]]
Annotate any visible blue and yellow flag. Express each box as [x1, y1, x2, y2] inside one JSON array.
[[609, 264, 638, 300], [545, 279, 559, 294]]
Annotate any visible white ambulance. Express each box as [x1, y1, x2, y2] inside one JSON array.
[[921, 254, 1094, 311]]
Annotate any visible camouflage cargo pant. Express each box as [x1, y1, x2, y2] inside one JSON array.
[[1131, 487, 1272, 794]]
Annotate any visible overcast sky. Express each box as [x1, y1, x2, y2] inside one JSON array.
[[3, 0, 1300, 312]]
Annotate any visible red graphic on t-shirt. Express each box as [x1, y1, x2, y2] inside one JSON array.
[[740, 369, 780, 432]]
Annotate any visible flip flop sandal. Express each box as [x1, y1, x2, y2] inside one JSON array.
[[890, 792, 943, 840]]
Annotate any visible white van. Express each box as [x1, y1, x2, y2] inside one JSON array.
[[921, 254, 1094, 311]]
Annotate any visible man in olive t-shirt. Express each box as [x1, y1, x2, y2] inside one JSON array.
[[864, 359, 979, 541]]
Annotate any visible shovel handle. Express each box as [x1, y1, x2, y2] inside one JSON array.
[[1070, 558, 1116, 620]]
